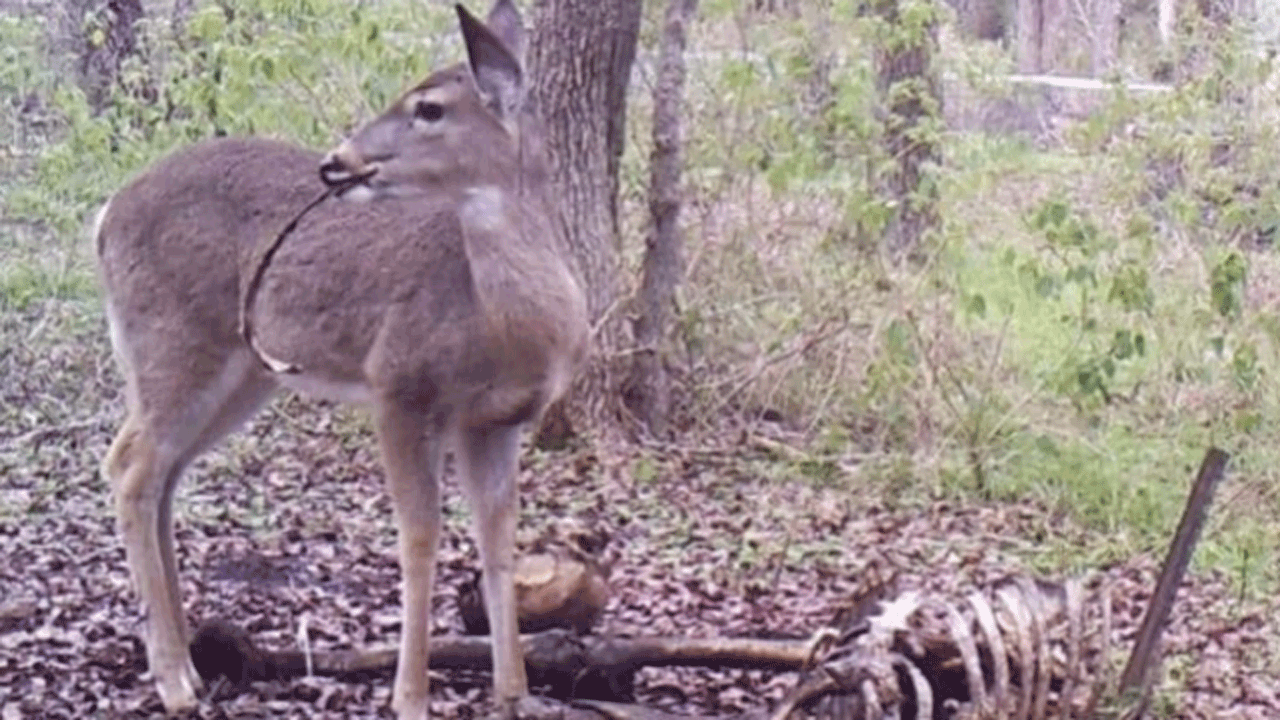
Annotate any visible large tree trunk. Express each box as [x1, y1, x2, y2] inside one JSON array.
[[527, 0, 642, 438], [528, 0, 642, 331], [624, 0, 697, 438]]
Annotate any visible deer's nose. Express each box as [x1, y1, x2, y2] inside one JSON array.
[[319, 144, 378, 187]]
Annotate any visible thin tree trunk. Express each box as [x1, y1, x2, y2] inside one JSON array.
[[874, 0, 942, 266], [1016, 0, 1042, 73], [625, 0, 697, 438], [1157, 0, 1176, 45], [1091, 0, 1119, 76]]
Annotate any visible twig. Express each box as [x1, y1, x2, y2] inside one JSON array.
[[711, 319, 848, 417], [240, 187, 337, 374]]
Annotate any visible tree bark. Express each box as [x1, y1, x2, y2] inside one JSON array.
[[873, 0, 942, 266], [624, 0, 697, 439], [528, 0, 642, 331], [1015, 0, 1041, 73], [73, 0, 144, 112], [527, 0, 642, 437]]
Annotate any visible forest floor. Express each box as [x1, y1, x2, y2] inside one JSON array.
[[0, 302, 1277, 719]]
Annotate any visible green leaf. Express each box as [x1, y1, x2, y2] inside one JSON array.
[[1210, 252, 1247, 320], [965, 293, 987, 318]]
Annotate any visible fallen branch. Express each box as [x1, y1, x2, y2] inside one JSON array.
[[574, 699, 714, 720], [192, 623, 814, 700]]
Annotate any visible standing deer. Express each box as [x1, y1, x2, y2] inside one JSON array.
[[93, 2, 587, 717]]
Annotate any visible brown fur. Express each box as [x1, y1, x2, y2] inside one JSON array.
[[94, 3, 586, 718]]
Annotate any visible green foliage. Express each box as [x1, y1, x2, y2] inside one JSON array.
[[658, 4, 1280, 596], [0, 16, 50, 114], [0, 257, 96, 311], [1209, 250, 1246, 319], [1012, 198, 1154, 406], [690, 11, 877, 201], [7, 0, 452, 236]]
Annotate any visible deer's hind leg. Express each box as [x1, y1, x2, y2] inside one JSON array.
[[104, 338, 276, 712]]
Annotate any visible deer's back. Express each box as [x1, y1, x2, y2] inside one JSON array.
[[97, 137, 324, 347]]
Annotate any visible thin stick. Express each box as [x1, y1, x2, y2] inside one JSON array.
[[1117, 447, 1230, 694]]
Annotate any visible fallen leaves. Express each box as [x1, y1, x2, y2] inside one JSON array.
[[1, 308, 1277, 717]]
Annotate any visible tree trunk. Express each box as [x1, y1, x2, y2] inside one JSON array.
[[1091, 0, 1119, 76], [1158, 0, 1177, 47], [1015, 0, 1041, 73], [957, 0, 1006, 40], [624, 0, 697, 438], [528, 0, 642, 331], [1040, 0, 1068, 71], [527, 0, 642, 437], [873, 0, 942, 266], [73, 0, 144, 112]]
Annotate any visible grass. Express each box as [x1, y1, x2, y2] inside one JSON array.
[[2, 0, 1279, 605], [0, 218, 97, 311], [935, 138, 1280, 590]]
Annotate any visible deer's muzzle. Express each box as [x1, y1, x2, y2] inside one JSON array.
[[319, 145, 381, 191]]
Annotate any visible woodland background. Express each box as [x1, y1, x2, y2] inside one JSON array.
[[0, 0, 1278, 716]]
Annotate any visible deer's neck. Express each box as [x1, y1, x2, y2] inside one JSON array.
[[457, 184, 581, 340]]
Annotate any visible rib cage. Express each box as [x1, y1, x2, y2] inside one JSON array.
[[773, 574, 1140, 720]]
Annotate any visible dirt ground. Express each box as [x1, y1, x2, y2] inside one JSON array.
[[0, 304, 1278, 718]]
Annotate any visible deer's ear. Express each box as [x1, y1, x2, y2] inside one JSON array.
[[485, 0, 525, 63], [457, 3, 523, 121]]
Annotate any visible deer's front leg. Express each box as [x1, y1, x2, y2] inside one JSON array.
[[457, 422, 528, 713], [375, 406, 442, 720]]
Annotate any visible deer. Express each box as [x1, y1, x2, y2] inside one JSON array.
[[92, 2, 587, 717]]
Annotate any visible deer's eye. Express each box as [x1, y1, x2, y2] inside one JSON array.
[[414, 100, 445, 123]]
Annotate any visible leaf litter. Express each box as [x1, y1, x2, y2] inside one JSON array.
[[0, 304, 1276, 718]]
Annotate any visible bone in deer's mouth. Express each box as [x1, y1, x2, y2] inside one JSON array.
[[330, 169, 381, 201]]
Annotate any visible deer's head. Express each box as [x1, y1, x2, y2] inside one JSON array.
[[319, 1, 527, 201]]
